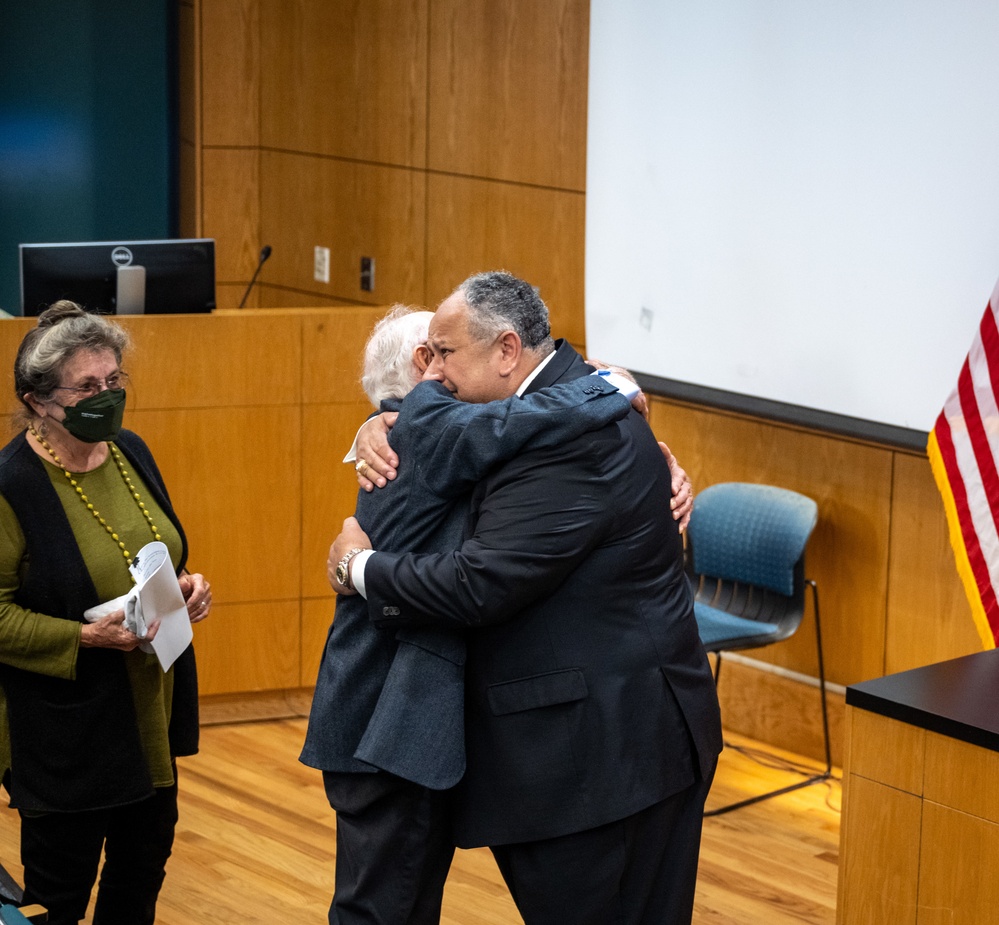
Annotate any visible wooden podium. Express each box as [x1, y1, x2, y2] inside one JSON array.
[[0, 306, 386, 698], [837, 648, 999, 924]]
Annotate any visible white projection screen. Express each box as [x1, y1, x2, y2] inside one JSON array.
[[585, 0, 999, 441]]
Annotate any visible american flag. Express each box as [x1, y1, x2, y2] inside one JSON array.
[[928, 277, 999, 649]]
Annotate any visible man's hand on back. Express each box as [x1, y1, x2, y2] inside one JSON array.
[[661, 442, 693, 532], [354, 413, 400, 491]]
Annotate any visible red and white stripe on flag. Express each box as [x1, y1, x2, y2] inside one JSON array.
[[928, 277, 999, 649]]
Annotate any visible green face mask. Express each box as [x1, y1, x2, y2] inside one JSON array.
[[61, 389, 127, 443]]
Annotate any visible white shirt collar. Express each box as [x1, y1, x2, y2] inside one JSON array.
[[515, 349, 558, 397]]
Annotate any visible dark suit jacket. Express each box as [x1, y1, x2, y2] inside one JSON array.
[[365, 341, 723, 846], [300, 374, 631, 790]]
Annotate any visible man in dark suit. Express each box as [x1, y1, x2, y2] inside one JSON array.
[[331, 272, 723, 925]]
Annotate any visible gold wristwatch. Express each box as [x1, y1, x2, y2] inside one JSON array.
[[335, 547, 367, 591]]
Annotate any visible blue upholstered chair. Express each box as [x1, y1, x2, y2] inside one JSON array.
[[686, 482, 831, 815]]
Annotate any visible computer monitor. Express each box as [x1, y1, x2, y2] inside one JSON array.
[[19, 239, 216, 316]]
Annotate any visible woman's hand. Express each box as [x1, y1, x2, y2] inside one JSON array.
[[354, 412, 399, 491], [80, 609, 159, 651], [179, 572, 212, 623]]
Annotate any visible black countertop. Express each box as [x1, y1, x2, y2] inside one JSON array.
[[846, 648, 999, 753]]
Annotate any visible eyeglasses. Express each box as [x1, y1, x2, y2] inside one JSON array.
[[52, 371, 130, 400]]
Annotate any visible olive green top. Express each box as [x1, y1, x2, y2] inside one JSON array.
[[0, 443, 184, 789]]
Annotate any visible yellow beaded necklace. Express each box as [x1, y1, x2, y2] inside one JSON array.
[[29, 424, 162, 569]]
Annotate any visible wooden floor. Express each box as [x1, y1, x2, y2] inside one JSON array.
[[0, 719, 840, 924]]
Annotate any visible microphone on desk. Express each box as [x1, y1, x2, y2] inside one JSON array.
[[238, 245, 272, 308]]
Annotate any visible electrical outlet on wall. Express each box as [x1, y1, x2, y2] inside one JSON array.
[[314, 246, 330, 284], [360, 256, 375, 292]]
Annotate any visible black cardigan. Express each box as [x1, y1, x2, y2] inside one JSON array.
[[0, 429, 199, 813]]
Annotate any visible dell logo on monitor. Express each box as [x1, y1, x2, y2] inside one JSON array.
[[111, 246, 134, 267]]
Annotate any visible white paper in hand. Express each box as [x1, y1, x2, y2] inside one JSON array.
[[84, 593, 132, 623], [83, 592, 153, 654], [128, 541, 193, 671]]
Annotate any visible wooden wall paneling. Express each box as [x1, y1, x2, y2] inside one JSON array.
[[127, 406, 301, 607], [0, 319, 32, 416], [715, 658, 846, 767], [917, 802, 999, 925], [124, 405, 302, 695], [178, 1, 199, 148], [256, 287, 357, 309], [260, 152, 427, 305], [119, 313, 300, 411], [259, 0, 428, 167], [200, 0, 260, 147], [202, 148, 261, 289], [177, 2, 200, 237], [197, 0, 263, 299], [178, 140, 200, 239], [648, 398, 892, 687], [428, 0, 589, 189], [216, 282, 255, 310], [836, 774, 922, 925], [192, 601, 301, 694], [0, 313, 300, 416], [299, 306, 388, 405], [886, 451, 981, 674], [425, 174, 586, 342]]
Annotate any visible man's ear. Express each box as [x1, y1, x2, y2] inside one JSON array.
[[496, 330, 522, 374], [413, 344, 431, 374]]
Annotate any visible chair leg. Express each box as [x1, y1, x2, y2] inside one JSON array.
[[705, 579, 832, 817], [712, 651, 723, 686], [0, 860, 24, 907], [809, 578, 833, 777]]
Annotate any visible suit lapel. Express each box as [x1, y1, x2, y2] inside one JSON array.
[[523, 339, 589, 394]]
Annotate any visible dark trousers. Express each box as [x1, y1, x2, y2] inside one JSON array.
[[19, 780, 179, 925], [491, 770, 715, 925], [323, 770, 455, 925]]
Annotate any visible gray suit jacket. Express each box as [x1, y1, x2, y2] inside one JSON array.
[[300, 374, 630, 789]]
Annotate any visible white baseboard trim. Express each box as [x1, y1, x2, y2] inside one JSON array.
[[720, 651, 847, 698]]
